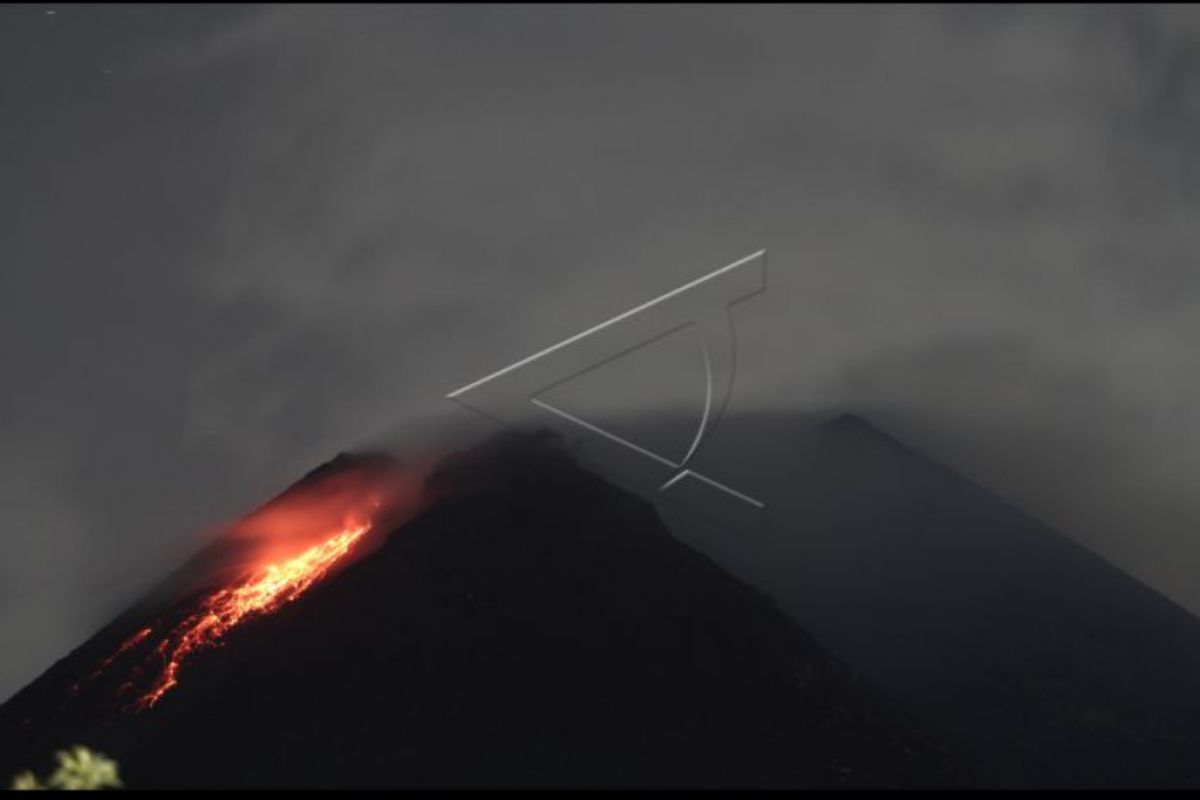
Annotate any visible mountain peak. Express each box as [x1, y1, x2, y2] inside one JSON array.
[[0, 431, 964, 789]]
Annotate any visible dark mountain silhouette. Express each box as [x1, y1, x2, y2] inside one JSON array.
[[0, 430, 965, 789], [804, 414, 1200, 787], [593, 410, 1200, 788]]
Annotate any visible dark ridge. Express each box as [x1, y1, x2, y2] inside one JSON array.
[[771, 412, 1200, 786], [556, 408, 1200, 787], [821, 412, 914, 453], [294, 450, 402, 486], [818, 410, 1200, 626]]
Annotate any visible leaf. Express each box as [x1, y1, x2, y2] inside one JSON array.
[[9, 771, 44, 791]]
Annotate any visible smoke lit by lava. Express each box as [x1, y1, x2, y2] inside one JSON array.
[[74, 455, 421, 712]]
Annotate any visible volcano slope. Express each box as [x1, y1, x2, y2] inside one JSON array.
[[0, 431, 966, 789]]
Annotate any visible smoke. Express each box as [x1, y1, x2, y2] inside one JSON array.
[[200, 454, 425, 590], [7, 4, 1200, 700], [175, 4, 1200, 610], [0, 437, 95, 704]]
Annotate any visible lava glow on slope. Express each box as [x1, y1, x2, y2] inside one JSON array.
[[134, 511, 375, 710], [77, 456, 418, 713]]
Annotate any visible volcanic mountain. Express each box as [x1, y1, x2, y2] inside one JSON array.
[[0, 430, 965, 789], [634, 411, 1200, 788]]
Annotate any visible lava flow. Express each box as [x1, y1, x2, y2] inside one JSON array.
[[74, 455, 420, 713], [134, 510, 376, 710]]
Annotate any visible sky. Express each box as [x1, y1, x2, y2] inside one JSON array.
[[5, 3, 1200, 700]]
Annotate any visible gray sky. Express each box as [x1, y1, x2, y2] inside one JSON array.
[[5, 3, 1200, 700]]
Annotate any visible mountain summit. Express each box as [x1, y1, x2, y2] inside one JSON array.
[[0, 430, 962, 789]]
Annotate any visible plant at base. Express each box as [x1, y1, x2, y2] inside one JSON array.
[[9, 746, 122, 790]]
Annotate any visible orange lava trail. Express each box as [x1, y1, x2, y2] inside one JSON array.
[[70, 626, 154, 696], [134, 517, 374, 710]]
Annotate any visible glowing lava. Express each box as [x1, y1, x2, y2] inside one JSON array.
[[70, 627, 153, 696], [133, 514, 375, 710], [67, 456, 420, 714]]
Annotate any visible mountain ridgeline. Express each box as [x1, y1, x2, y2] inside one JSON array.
[[0, 429, 964, 789], [6, 413, 1200, 788]]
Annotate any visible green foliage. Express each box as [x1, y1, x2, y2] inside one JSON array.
[[8, 773, 40, 792], [9, 746, 122, 791]]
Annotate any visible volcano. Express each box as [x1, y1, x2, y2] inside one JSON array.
[[0, 431, 965, 789], [630, 411, 1200, 788]]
